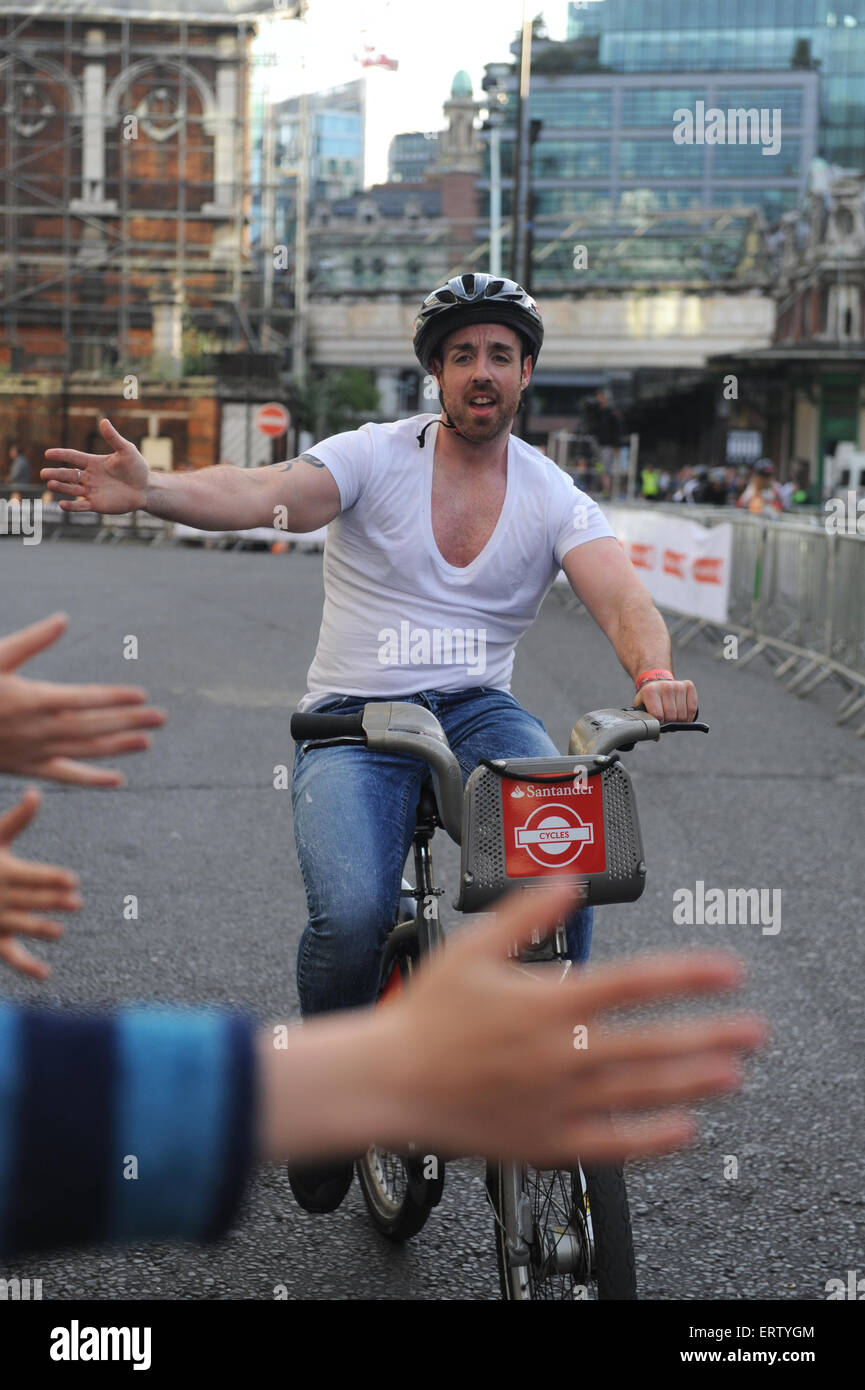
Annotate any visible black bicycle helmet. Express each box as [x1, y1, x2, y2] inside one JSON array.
[[412, 273, 544, 373]]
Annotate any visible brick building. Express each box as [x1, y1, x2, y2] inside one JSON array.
[[0, 0, 274, 477]]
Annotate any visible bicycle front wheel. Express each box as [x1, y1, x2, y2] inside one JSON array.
[[356, 940, 444, 1241], [486, 1160, 636, 1300]]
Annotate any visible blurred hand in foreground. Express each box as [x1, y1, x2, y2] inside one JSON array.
[[0, 613, 165, 787]]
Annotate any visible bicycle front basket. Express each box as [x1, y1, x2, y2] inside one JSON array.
[[454, 754, 646, 914]]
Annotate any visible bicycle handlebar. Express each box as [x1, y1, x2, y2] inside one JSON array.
[[290, 701, 710, 845], [290, 710, 365, 741]]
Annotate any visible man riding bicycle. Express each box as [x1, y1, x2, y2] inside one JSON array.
[[43, 273, 697, 1214]]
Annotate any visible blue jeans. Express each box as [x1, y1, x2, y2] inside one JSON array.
[[291, 687, 594, 1016]]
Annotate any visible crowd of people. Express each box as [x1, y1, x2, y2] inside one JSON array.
[[639, 459, 812, 512], [562, 439, 814, 512]]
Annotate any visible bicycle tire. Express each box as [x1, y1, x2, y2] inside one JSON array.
[[486, 1159, 636, 1300], [356, 937, 445, 1241]]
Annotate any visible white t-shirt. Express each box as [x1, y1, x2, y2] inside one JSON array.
[[297, 414, 615, 711]]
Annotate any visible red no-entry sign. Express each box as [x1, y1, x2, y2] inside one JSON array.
[[256, 402, 291, 438]]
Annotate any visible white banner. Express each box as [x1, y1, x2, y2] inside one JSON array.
[[603, 505, 732, 623]]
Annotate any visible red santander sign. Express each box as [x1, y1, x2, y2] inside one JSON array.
[[256, 402, 291, 438], [501, 776, 606, 879]]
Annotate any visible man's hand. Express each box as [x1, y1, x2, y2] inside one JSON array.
[[0, 613, 166, 786], [0, 789, 80, 980], [633, 677, 698, 722], [42, 418, 149, 515], [259, 881, 767, 1165], [374, 881, 765, 1165]]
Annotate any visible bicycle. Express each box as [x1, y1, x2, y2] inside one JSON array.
[[290, 700, 708, 1300]]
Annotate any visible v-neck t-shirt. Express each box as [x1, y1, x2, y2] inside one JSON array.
[[296, 413, 615, 711]]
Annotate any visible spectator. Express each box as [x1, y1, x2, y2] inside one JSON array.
[[690, 467, 712, 504], [583, 390, 621, 496], [672, 466, 698, 503], [736, 460, 783, 513], [641, 465, 662, 501], [6, 444, 29, 487]]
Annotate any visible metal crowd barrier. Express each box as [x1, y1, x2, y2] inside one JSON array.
[[0, 485, 167, 544], [556, 500, 865, 737]]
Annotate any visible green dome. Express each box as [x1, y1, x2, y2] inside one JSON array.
[[451, 70, 473, 98]]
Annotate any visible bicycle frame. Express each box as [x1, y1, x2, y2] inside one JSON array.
[[290, 698, 709, 1295]]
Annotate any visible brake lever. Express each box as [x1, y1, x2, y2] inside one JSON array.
[[625, 705, 709, 743]]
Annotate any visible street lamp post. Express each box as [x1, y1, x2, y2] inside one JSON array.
[[489, 109, 502, 277], [510, 1, 533, 285]]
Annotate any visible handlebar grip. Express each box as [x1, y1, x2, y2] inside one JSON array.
[[290, 711, 366, 741]]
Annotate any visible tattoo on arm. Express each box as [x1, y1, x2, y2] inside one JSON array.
[[265, 458, 324, 480], [266, 453, 324, 474]]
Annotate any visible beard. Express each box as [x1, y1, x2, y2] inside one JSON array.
[[440, 381, 523, 443]]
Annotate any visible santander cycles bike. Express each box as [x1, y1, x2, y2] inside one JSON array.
[[290, 700, 708, 1300]]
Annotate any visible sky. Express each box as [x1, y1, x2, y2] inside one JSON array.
[[253, 0, 573, 185]]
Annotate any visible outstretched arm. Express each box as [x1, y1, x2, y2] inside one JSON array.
[[563, 538, 698, 721], [42, 418, 341, 533], [0, 882, 765, 1258]]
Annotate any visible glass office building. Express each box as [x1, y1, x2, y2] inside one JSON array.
[[481, 61, 817, 286], [567, 0, 865, 168], [388, 131, 440, 183]]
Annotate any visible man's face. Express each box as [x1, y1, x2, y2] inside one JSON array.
[[433, 323, 532, 444]]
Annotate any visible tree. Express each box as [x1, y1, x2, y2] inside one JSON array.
[[289, 368, 380, 438]]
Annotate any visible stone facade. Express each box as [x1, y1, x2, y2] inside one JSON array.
[[0, 6, 252, 381]]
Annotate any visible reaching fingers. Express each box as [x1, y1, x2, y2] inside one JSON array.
[[26, 679, 150, 712], [582, 1013, 768, 1068], [0, 614, 68, 673], [47, 478, 92, 498], [575, 1051, 746, 1114], [33, 731, 154, 762], [457, 881, 583, 964], [551, 1110, 699, 1165], [99, 417, 128, 448], [566, 950, 749, 1016], [19, 758, 126, 787], [1, 883, 81, 913], [58, 498, 98, 512], [0, 909, 65, 938], [24, 704, 165, 742], [0, 932, 54, 981], [42, 447, 110, 468], [3, 856, 78, 890], [0, 788, 42, 844]]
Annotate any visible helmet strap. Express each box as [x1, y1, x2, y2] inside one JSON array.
[[438, 388, 461, 436]]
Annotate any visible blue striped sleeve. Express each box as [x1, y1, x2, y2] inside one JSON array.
[[0, 1003, 256, 1258], [110, 1006, 255, 1244], [0, 1006, 23, 1255]]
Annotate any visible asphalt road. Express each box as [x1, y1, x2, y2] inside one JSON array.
[[2, 536, 864, 1301]]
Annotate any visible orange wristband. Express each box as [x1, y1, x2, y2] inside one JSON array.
[[635, 668, 674, 692]]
